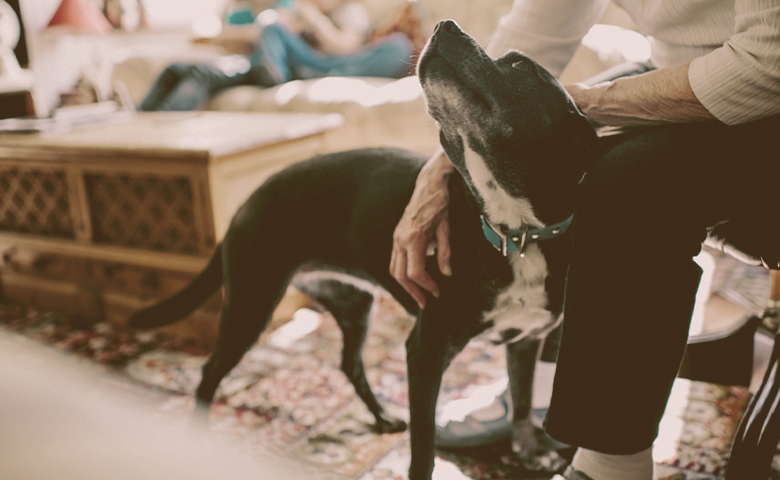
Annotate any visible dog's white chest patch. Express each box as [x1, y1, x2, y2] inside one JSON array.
[[459, 141, 555, 343], [480, 248, 553, 344]]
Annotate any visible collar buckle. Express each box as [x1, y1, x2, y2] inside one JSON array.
[[512, 227, 529, 258], [481, 213, 573, 259], [481, 215, 529, 257]]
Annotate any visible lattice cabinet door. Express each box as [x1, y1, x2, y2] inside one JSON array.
[[0, 159, 216, 257], [83, 171, 213, 255], [0, 165, 76, 240]]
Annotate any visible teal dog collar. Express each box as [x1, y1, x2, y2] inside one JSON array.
[[481, 214, 573, 257]]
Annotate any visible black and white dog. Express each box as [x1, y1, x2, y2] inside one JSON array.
[[128, 20, 599, 480]]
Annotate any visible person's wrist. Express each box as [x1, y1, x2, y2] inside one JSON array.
[[566, 82, 612, 127]]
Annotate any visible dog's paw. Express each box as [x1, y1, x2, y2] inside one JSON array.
[[373, 416, 407, 434], [510, 448, 567, 473], [507, 420, 568, 473], [500, 448, 567, 474]]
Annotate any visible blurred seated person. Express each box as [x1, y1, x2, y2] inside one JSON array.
[[139, 0, 414, 111]]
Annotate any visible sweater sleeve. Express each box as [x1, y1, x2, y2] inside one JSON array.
[[689, 0, 780, 125], [485, 0, 611, 77]]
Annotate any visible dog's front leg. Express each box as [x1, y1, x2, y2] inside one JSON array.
[[506, 339, 567, 472], [305, 278, 407, 434], [506, 339, 542, 460], [406, 309, 470, 480]]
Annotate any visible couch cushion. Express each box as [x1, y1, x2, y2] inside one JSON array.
[[205, 75, 439, 153]]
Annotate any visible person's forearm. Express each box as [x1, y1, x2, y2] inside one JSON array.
[[567, 62, 716, 127], [309, 22, 363, 55], [295, 1, 363, 54]]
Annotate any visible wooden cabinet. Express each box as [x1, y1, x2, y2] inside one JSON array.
[[0, 111, 341, 347]]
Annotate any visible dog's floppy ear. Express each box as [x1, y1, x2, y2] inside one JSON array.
[[561, 112, 600, 178]]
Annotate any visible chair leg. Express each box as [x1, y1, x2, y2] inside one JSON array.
[[725, 328, 780, 479], [769, 270, 780, 315], [762, 270, 780, 330]]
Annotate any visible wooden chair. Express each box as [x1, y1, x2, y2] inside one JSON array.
[[703, 222, 780, 479], [723, 269, 780, 479]]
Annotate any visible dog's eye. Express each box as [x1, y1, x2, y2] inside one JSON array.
[[512, 60, 530, 72]]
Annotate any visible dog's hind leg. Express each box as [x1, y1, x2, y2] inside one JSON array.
[[406, 309, 472, 480], [195, 300, 267, 405], [195, 254, 296, 408], [295, 273, 407, 434]]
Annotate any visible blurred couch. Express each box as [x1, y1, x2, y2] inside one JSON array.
[[110, 0, 648, 154]]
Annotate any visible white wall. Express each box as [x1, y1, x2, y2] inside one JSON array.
[[142, 0, 229, 28], [18, 0, 230, 116], [19, 0, 229, 32]]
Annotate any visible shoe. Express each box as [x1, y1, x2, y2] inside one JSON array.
[[435, 386, 556, 449], [552, 466, 595, 480], [435, 388, 512, 448]]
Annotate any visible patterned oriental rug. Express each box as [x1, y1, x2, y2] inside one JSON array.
[[0, 293, 774, 480]]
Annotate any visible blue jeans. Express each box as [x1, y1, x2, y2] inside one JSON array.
[[252, 23, 413, 83], [139, 23, 414, 111], [138, 62, 252, 112]]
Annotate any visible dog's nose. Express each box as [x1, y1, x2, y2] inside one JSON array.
[[438, 19, 461, 34]]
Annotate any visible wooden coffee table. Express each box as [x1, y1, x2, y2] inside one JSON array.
[[0, 111, 342, 347]]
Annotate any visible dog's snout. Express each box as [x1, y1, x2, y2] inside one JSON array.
[[435, 19, 463, 36]]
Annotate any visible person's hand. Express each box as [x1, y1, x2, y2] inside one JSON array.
[[563, 62, 715, 127], [390, 149, 455, 308]]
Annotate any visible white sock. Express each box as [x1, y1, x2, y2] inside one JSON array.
[[532, 360, 556, 409], [571, 446, 654, 480]]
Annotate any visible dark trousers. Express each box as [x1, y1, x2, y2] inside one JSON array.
[[544, 114, 780, 454], [138, 62, 253, 112]]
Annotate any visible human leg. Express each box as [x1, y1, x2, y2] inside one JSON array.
[[138, 63, 193, 111], [139, 63, 252, 112], [250, 23, 293, 84], [546, 115, 780, 477], [318, 32, 414, 79], [255, 24, 413, 81]]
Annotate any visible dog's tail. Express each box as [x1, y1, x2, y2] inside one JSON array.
[[127, 245, 224, 329]]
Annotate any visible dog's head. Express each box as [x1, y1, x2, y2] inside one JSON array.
[[418, 20, 598, 231]]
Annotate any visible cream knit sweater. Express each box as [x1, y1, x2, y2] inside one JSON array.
[[486, 0, 780, 125]]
